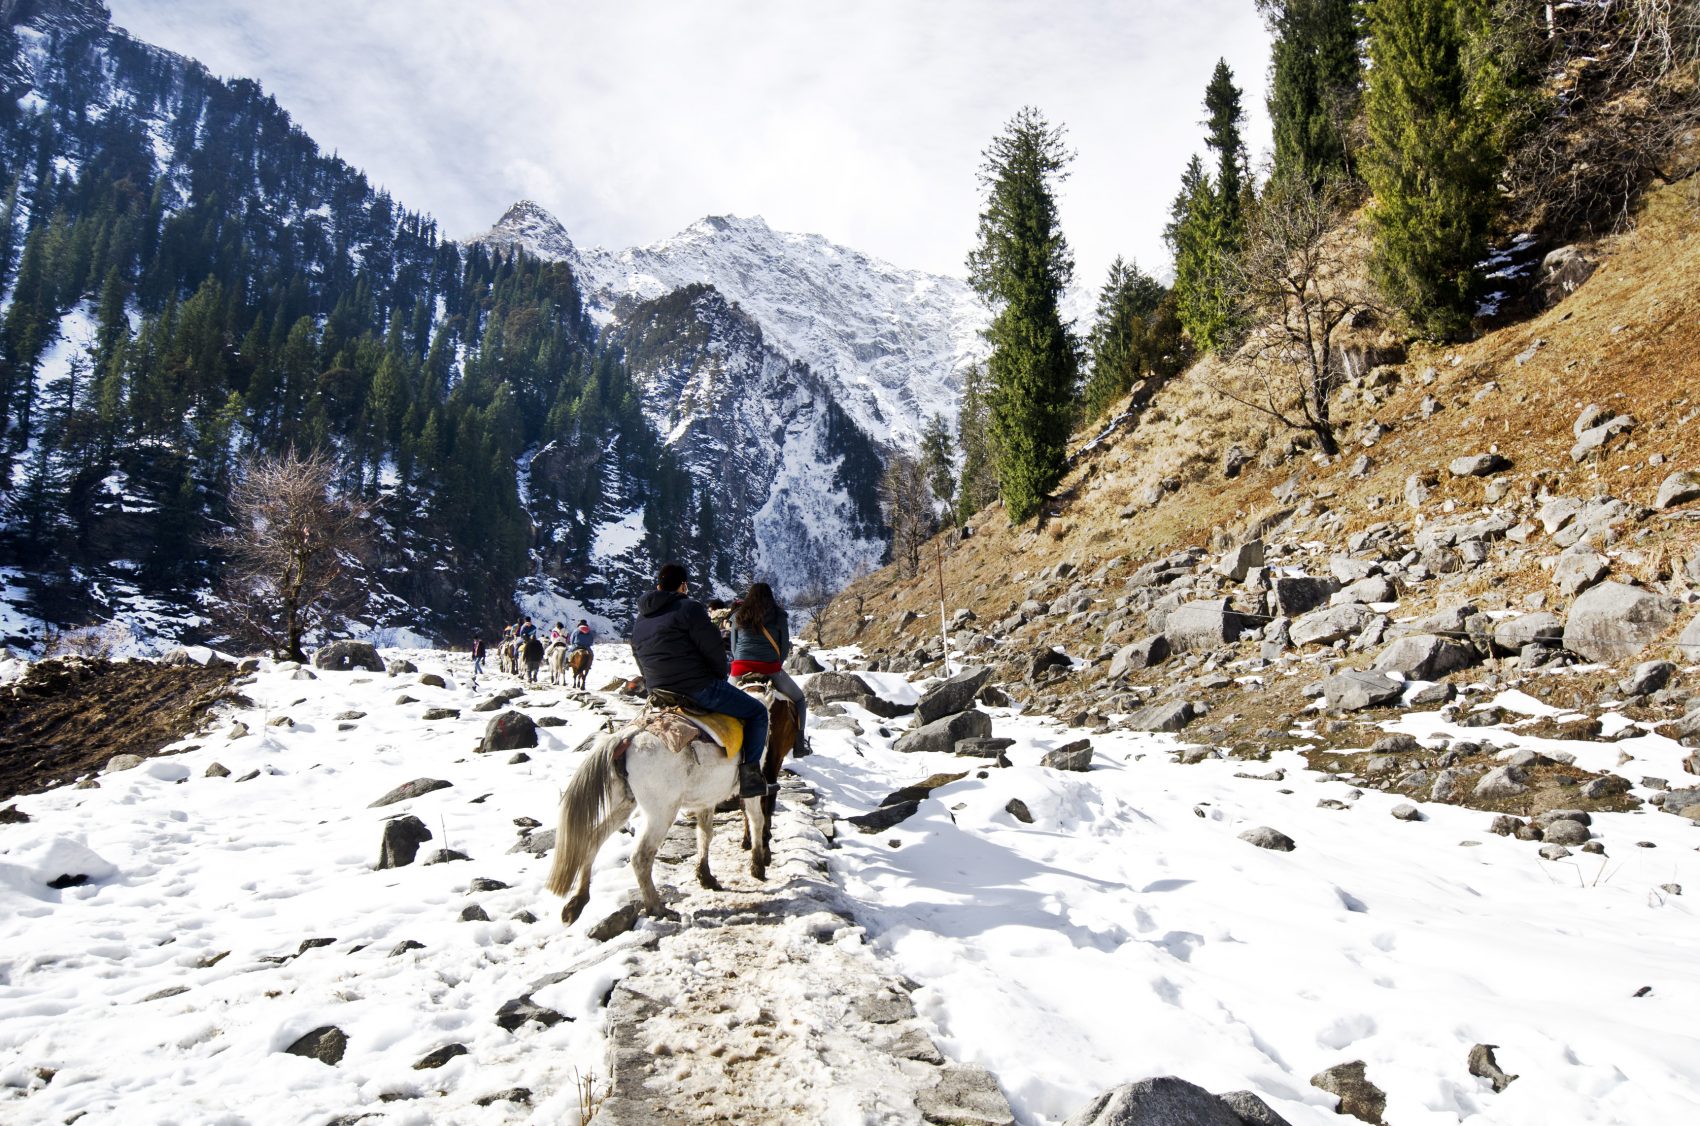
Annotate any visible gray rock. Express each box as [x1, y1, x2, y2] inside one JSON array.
[[1563, 582, 1682, 663], [1041, 740, 1094, 772], [1126, 700, 1196, 732], [1391, 803, 1423, 821], [1216, 540, 1265, 582], [848, 800, 923, 832], [1676, 612, 1700, 662], [1655, 470, 1700, 509], [1492, 612, 1563, 654], [1292, 604, 1377, 647], [104, 753, 144, 773], [369, 778, 452, 808], [494, 994, 566, 1032], [509, 829, 555, 856], [1450, 453, 1511, 477], [1621, 660, 1675, 697], [914, 666, 994, 726], [1219, 1091, 1293, 1126], [1165, 600, 1244, 652], [805, 671, 875, 706], [1539, 246, 1595, 307], [785, 650, 825, 675], [1335, 576, 1396, 605], [1322, 671, 1402, 711], [204, 762, 230, 778], [312, 640, 385, 673], [1005, 798, 1034, 823], [588, 902, 642, 942], [1430, 770, 1465, 803], [956, 736, 1016, 758], [1474, 766, 1528, 800], [1406, 473, 1434, 508], [1541, 819, 1590, 846], [284, 1026, 348, 1066], [1570, 414, 1636, 462], [1553, 551, 1609, 597], [1310, 1060, 1385, 1124], [1239, 826, 1296, 852], [418, 673, 447, 689], [1271, 576, 1339, 617], [1060, 1076, 1250, 1126], [1539, 842, 1573, 860], [414, 1043, 469, 1070], [1373, 634, 1479, 681], [377, 816, 433, 869], [894, 709, 992, 754], [421, 706, 460, 721], [1468, 1044, 1518, 1093], [1109, 635, 1170, 678], [918, 1065, 1016, 1126], [479, 710, 539, 754]]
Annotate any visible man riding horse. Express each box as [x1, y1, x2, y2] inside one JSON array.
[[630, 562, 771, 799]]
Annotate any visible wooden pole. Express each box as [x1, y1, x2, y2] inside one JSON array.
[[935, 538, 953, 677]]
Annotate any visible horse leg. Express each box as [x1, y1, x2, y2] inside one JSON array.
[[632, 799, 681, 917], [745, 795, 769, 880], [693, 808, 722, 890]]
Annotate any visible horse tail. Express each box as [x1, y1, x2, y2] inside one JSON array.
[[545, 734, 629, 898]]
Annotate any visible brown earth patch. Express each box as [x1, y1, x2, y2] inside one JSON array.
[[0, 659, 245, 800]]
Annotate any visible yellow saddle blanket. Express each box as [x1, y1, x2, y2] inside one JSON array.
[[639, 709, 742, 759]]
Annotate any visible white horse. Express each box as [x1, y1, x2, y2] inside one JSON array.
[[546, 641, 568, 685], [545, 724, 768, 925]]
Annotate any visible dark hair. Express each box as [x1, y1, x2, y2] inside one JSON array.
[[657, 562, 688, 591], [735, 582, 777, 629]]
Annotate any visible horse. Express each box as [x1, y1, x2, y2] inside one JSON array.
[[498, 637, 518, 676], [732, 675, 798, 860], [522, 637, 544, 682], [545, 722, 768, 924], [545, 641, 568, 685], [568, 646, 592, 690]]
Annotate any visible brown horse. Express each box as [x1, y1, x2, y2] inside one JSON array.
[[732, 676, 798, 861], [568, 646, 593, 690]]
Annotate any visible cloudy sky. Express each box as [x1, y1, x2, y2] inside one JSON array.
[[106, 0, 1271, 291]]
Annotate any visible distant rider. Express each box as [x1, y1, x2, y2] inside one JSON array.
[[729, 582, 809, 756], [630, 562, 770, 798]]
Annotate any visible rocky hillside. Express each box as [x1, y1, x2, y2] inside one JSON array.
[[817, 175, 1700, 826]]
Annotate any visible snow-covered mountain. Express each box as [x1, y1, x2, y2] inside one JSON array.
[[478, 202, 987, 449]]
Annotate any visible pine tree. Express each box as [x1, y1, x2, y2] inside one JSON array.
[[1363, 0, 1500, 340], [917, 413, 955, 519], [1204, 60, 1250, 232], [965, 107, 1078, 525], [1166, 62, 1251, 353], [1081, 257, 1167, 422], [954, 361, 999, 523], [1259, 0, 1364, 185]]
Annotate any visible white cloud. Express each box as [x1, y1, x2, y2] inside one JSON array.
[[106, 0, 1270, 292]]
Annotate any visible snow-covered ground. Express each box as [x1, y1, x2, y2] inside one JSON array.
[[2, 648, 1697, 1123]]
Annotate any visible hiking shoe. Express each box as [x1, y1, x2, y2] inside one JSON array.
[[738, 761, 771, 798], [792, 738, 813, 758]]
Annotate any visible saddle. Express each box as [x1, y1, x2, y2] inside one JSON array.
[[642, 688, 742, 759]]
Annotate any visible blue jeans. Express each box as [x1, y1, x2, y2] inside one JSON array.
[[688, 679, 769, 767]]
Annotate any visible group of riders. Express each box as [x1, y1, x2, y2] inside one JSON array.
[[470, 564, 808, 798], [470, 617, 596, 685]]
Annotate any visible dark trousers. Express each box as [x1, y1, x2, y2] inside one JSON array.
[[688, 679, 769, 767]]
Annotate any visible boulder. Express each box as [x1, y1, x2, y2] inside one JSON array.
[[479, 710, 538, 754], [1541, 819, 1590, 846], [1492, 612, 1562, 654], [369, 778, 452, 808], [1108, 635, 1170, 678], [894, 710, 992, 754], [1654, 470, 1700, 509], [1570, 414, 1636, 462], [1060, 1077, 1268, 1126], [1215, 540, 1264, 583], [918, 1065, 1017, 1126], [1291, 604, 1377, 647], [1468, 1044, 1518, 1094], [785, 650, 824, 675], [1474, 766, 1528, 800], [312, 640, 385, 673], [1239, 826, 1296, 852], [377, 816, 433, 869], [1125, 700, 1195, 732], [1270, 576, 1339, 617], [1322, 671, 1402, 711], [1449, 453, 1510, 477], [1563, 582, 1682, 663], [1335, 576, 1396, 606], [284, 1026, 348, 1066], [1552, 551, 1609, 596], [1310, 1061, 1386, 1125], [1165, 600, 1243, 652], [805, 671, 875, 706], [1041, 740, 1094, 772], [1373, 634, 1479, 681], [1029, 647, 1074, 679], [1537, 245, 1595, 307], [913, 666, 994, 726], [1678, 613, 1700, 662], [1620, 660, 1674, 697]]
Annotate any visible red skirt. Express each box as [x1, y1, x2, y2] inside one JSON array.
[[731, 659, 782, 677]]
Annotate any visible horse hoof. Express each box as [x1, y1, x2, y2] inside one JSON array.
[[699, 874, 723, 891]]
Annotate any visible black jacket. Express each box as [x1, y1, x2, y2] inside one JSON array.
[[630, 589, 728, 695]]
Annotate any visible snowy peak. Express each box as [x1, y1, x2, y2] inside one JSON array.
[[479, 199, 576, 262], [474, 201, 987, 449]]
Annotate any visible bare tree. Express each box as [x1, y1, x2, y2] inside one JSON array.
[[212, 448, 370, 661], [1211, 174, 1374, 456], [878, 451, 937, 578]]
